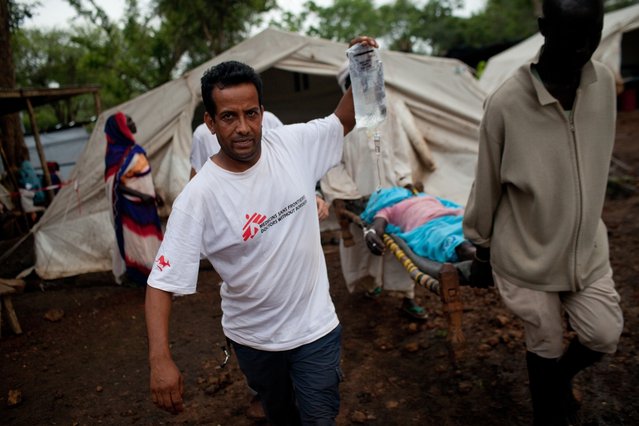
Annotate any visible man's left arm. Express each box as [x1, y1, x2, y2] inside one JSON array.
[[462, 104, 503, 248], [463, 104, 503, 288]]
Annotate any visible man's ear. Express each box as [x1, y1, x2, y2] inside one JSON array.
[[204, 111, 216, 135], [538, 16, 547, 36]]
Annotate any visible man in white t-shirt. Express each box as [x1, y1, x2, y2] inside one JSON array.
[[189, 111, 283, 177], [145, 36, 378, 424], [190, 109, 325, 421]]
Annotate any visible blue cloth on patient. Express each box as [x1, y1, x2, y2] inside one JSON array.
[[361, 187, 466, 263]]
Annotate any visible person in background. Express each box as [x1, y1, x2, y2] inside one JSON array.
[[17, 146, 45, 207], [321, 66, 430, 320], [45, 161, 62, 195], [145, 36, 376, 423], [463, 1, 624, 424], [104, 112, 163, 287]]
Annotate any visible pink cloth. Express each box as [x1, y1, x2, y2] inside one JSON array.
[[376, 196, 464, 232]]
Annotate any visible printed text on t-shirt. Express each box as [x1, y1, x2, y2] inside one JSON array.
[[243, 195, 308, 239]]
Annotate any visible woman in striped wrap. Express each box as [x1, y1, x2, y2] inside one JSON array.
[[104, 112, 163, 286]]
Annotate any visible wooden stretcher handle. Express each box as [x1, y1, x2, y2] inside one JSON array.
[[333, 200, 356, 247], [439, 263, 465, 361]]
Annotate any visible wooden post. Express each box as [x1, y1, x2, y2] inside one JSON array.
[[333, 199, 355, 247], [0, 281, 23, 336], [25, 98, 54, 205], [93, 91, 102, 116], [439, 263, 465, 363]]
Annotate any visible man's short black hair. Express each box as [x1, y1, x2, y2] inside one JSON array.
[[542, 0, 604, 21], [200, 61, 264, 116]]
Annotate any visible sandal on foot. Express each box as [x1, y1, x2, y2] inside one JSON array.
[[401, 298, 428, 320], [365, 286, 382, 299]]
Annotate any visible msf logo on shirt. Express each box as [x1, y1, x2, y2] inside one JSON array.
[[155, 255, 171, 271], [242, 213, 267, 241]]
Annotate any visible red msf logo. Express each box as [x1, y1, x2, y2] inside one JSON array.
[[242, 213, 267, 241], [156, 255, 171, 271]]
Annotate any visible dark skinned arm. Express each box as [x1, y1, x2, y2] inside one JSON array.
[[365, 216, 387, 256]]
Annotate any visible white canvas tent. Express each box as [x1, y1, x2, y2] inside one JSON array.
[[33, 28, 486, 280], [480, 4, 639, 94]]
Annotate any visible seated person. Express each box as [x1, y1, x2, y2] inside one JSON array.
[[18, 158, 45, 206], [45, 161, 62, 194], [361, 186, 476, 263]]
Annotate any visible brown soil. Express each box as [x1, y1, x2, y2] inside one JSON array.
[[1, 111, 638, 426]]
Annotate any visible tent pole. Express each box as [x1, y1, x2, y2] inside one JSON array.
[[93, 91, 102, 116], [25, 98, 53, 205]]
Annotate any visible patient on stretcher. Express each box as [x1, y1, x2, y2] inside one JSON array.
[[360, 186, 476, 263]]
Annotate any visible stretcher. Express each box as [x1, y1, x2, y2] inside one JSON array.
[[337, 206, 473, 361]]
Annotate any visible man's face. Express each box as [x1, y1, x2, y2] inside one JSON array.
[[541, 3, 603, 73], [206, 83, 263, 172], [126, 115, 137, 134]]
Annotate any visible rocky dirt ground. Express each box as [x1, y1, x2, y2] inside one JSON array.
[[0, 111, 637, 426]]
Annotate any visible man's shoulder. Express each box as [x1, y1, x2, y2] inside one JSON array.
[[193, 123, 208, 136], [591, 60, 616, 86], [180, 166, 219, 198], [193, 124, 216, 144], [267, 114, 340, 138], [485, 65, 530, 107]]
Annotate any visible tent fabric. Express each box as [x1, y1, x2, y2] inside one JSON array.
[[480, 4, 639, 94], [33, 28, 486, 280]]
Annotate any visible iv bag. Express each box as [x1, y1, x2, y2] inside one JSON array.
[[346, 43, 387, 129]]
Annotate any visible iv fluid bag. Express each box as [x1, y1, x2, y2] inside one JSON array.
[[347, 43, 387, 129]]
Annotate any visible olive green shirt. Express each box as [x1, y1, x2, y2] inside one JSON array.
[[463, 60, 616, 292]]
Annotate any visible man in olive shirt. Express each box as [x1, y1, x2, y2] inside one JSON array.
[[463, 1, 623, 424]]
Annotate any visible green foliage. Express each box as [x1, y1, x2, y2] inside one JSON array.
[[153, 0, 276, 69], [7, 0, 38, 31], [605, 0, 639, 11], [457, 0, 538, 50], [295, 0, 385, 42], [12, 28, 96, 129], [270, 0, 533, 55], [11, 0, 277, 129], [411, 0, 467, 55], [10, 0, 639, 132], [270, 0, 464, 54]]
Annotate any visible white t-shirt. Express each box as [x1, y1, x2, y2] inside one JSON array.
[[149, 114, 344, 351], [190, 111, 284, 172]]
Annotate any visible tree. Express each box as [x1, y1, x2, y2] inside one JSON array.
[[152, 0, 276, 70], [270, 0, 466, 54], [0, 0, 32, 181], [12, 28, 98, 129], [9, 0, 280, 133], [285, 0, 385, 43], [457, 0, 538, 50], [604, 0, 638, 10]]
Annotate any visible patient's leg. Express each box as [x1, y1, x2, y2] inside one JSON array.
[[455, 241, 476, 261]]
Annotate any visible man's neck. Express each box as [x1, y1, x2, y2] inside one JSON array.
[[535, 57, 582, 110]]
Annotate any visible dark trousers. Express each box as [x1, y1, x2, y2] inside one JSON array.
[[231, 324, 343, 426]]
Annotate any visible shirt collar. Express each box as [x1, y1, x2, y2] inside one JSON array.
[[528, 49, 598, 106]]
